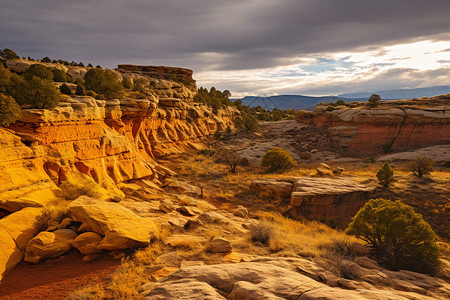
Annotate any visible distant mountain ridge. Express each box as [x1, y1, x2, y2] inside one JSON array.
[[236, 85, 450, 110], [338, 85, 450, 99], [236, 95, 365, 111]]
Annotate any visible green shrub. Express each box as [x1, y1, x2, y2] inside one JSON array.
[[234, 112, 260, 132], [408, 157, 434, 178], [376, 162, 396, 187], [122, 77, 133, 89], [0, 93, 21, 126], [1, 48, 19, 60], [368, 94, 381, 108], [336, 100, 346, 105], [346, 198, 440, 273], [261, 147, 297, 172], [13, 76, 62, 109], [24, 64, 54, 81], [51, 69, 67, 82], [84, 68, 124, 99], [59, 83, 72, 95], [75, 84, 86, 96], [41, 57, 52, 63], [326, 106, 335, 111]]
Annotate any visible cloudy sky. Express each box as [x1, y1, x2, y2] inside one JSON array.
[[1, 0, 449, 97]]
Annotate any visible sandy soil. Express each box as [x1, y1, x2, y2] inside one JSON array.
[[0, 251, 120, 299]]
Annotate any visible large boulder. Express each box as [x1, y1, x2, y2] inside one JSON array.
[[288, 177, 375, 225], [0, 207, 43, 250], [71, 232, 103, 255], [69, 196, 159, 250], [24, 229, 77, 264], [0, 227, 23, 281]]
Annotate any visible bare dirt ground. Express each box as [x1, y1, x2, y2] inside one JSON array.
[[0, 251, 120, 299]]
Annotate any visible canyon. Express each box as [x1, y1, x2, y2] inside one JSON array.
[[297, 96, 450, 154], [0, 60, 449, 299]]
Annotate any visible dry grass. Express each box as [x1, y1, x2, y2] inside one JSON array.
[[254, 211, 365, 258]]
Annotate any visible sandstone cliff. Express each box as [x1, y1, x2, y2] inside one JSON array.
[[0, 63, 237, 280], [297, 95, 450, 154]]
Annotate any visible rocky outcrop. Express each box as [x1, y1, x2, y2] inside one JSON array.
[[142, 257, 450, 299], [251, 177, 375, 226], [0, 62, 238, 281], [117, 65, 196, 90], [297, 96, 450, 154], [24, 229, 77, 264], [69, 196, 159, 250]]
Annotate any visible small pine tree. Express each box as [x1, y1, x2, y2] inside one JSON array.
[[60, 83, 72, 95], [261, 147, 297, 172], [376, 162, 396, 187], [368, 94, 381, 108], [0, 93, 21, 126]]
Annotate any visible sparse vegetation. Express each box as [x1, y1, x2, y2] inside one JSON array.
[[347, 198, 441, 274], [0, 93, 21, 126], [122, 77, 133, 89], [24, 64, 54, 81], [84, 68, 125, 99], [408, 156, 434, 178], [12, 75, 62, 109], [250, 222, 274, 246], [261, 147, 297, 172], [215, 149, 249, 173], [376, 162, 396, 187], [368, 94, 381, 108], [59, 83, 72, 95]]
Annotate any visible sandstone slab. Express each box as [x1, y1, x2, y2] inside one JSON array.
[[69, 196, 158, 250], [289, 177, 374, 225]]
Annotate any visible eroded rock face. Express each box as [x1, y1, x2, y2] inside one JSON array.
[[298, 97, 450, 154], [251, 177, 374, 226], [69, 196, 159, 250]]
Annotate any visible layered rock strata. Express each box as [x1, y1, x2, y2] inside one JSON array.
[[251, 177, 375, 226], [0, 63, 237, 280], [297, 96, 450, 154]]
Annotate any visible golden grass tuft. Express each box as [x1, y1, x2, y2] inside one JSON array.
[[254, 211, 364, 257]]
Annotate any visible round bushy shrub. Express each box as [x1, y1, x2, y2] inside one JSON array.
[[122, 77, 133, 89], [75, 84, 86, 96], [51, 69, 68, 82], [13, 76, 61, 109], [346, 198, 440, 274], [24, 64, 54, 81], [261, 147, 297, 172], [59, 83, 72, 95], [0, 93, 21, 126], [84, 68, 124, 99]]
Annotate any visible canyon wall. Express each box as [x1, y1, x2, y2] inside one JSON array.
[[0, 64, 237, 214], [297, 96, 450, 154]]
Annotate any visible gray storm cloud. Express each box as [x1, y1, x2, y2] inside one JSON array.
[[1, 0, 449, 94]]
